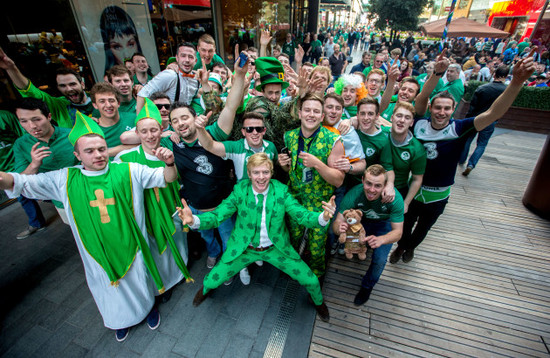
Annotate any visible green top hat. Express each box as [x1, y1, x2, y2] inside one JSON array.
[[135, 97, 163, 126], [254, 57, 289, 92], [69, 111, 105, 146]]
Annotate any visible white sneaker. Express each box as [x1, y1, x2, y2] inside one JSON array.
[[255, 261, 264, 266], [206, 256, 217, 269], [239, 268, 251, 285]]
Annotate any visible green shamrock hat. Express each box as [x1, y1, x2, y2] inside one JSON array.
[[254, 57, 289, 92], [69, 111, 105, 146], [135, 97, 162, 126]]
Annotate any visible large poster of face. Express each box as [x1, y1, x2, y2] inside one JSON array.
[[70, 0, 160, 82]]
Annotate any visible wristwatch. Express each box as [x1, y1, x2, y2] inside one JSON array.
[[348, 164, 353, 173]]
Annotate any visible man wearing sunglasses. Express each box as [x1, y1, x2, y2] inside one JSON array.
[[119, 92, 175, 145]]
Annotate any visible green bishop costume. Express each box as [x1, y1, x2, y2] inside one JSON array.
[[115, 98, 191, 292], [5, 112, 170, 330]]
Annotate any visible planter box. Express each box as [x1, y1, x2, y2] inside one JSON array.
[[455, 100, 550, 134]]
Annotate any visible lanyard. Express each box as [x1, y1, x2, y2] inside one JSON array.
[[295, 127, 320, 171]]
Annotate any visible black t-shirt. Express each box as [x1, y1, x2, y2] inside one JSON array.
[[162, 124, 234, 209]]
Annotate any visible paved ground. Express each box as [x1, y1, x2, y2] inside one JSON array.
[[0, 199, 320, 358]]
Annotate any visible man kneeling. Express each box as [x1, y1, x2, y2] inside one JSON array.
[[177, 153, 335, 322], [333, 164, 404, 306]]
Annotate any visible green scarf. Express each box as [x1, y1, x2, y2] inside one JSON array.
[[66, 163, 165, 292]]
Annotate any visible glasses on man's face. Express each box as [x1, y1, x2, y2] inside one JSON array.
[[244, 126, 266, 133], [155, 103, 170, 110], [250, 61, 255, 66]]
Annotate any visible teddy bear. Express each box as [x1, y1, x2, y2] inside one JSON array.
[[338, 209, 367, 260]]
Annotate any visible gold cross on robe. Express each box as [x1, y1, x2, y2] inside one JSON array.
[[90, 189, 116, 224], [153, 187, 160, 202]]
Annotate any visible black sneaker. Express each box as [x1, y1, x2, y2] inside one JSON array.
[[147, 307, 160, 330], [115, 328, 129, 342], [354, 287, 373, 306], [402, 249, 415, 263]]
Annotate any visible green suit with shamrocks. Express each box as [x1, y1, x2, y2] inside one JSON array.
[[196, 179, 325, 304]]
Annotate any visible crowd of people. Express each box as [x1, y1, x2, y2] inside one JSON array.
[[0, 25, 539, 344]]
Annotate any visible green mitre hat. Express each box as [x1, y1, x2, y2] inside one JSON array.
[[135, 97, 162, 126], [255, 57, 289, 92], [69, 111, 105, 146]]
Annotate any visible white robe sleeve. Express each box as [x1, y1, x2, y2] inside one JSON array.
[[6, 170, 67, 202], [129, 162, 166, 190]]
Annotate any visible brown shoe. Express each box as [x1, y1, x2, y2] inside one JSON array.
[[192, 286, 209, 307], [462, 167, 473, 176], [315, 302, 330, 322], [389, 247, 404, 264]]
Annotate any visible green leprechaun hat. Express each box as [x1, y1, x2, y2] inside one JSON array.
[[69, 111, 105, 146], [135, 97, 162, 126], [255, 57, 289, 92]]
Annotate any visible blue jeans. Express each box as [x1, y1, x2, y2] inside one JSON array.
[[18, 195, 46, 228], [190, 205, 234, 258], [459, 122, 496, 169], [360, 220, 392, 289]]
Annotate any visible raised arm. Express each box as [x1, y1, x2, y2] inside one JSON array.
[[259, 30, 272, 57], [195, 112, 226, 157], [415, 50, 449, 117], [0, 47, 30, 89], [379, 64, 400, 113], [474, 51, 536, 131], [216, 53, 250, 135]]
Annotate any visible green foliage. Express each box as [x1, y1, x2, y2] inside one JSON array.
[[513, 86, 550, 110], [463, 81, 550, 110], [367, 0, 431, 32]]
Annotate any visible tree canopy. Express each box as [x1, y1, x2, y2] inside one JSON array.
[[367, 0, 433, 33]]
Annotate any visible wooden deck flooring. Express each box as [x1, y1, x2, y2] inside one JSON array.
[[310, 130, 550, 358]]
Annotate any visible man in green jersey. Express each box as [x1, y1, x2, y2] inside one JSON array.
[[107, 65, 137, 116], [354, 98, 395, 200], [0, 47, 94, 128], [89, 82, 136, 157], [333, 164, 404, 305], [13, 98, 80, 231], [386, 102, 426, 218]]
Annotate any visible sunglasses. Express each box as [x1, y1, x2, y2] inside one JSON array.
[[244, 126, 265, 133], [249, 61, 255, 66], [155, 103, 170, 110]]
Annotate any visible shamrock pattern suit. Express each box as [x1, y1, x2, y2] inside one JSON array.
[[196, 179, 325, 304]]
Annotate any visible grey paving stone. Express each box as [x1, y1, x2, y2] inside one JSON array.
[[124, 321, 155, 354], [0, 319, 35, 356], [221, 333, 255, 358], [2, 325, 52, 358], [38, 298, 81, 331], [195, 313, 235, 358], [66, 297, 98, 329], [20, 298, 58, 325], [171, 300, 220, 357], [30, 322, 80, 357], [157, 291, 196, 338], [60, 342, 90, 358], [250, 322, 272, 353], [59, 281, 93, 310], [234, 286, 271, 336], [72, 312, 106, 350], [141, 332, 177, 357], [85, 330, 139, 358], [43, 268, 85, 304], [282, 322, 314, 358]]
